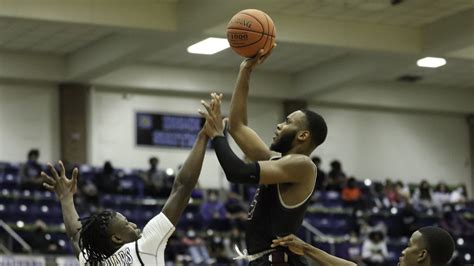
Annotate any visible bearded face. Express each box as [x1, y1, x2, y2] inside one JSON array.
[[270, 130, 297, 154]]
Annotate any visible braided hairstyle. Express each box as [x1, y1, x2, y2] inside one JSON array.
[[79, 210, 117, 265]]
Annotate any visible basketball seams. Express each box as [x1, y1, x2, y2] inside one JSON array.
[[239, 11, 265, 33], [261, 14, 270, 54], [227, 27, 274, 37], [227, 9, 275, 57]]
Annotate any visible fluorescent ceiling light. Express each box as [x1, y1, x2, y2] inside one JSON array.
[[417, 57, 446, 68], [187, 37, 229, 55]]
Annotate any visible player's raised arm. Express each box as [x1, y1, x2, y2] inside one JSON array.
[[228, 47, 277, 162], [200, 93, 310, 185], [272, 235, 356, 266], [161, 124, 209, 226], [41, 161, 81, 258]]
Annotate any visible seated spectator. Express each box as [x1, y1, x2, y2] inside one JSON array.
[[326, 160, 346, 192], [181, 229, 212, 265], [395, 180, 410, 205], [142, 156, 169, 197], [439, 204, 474, 237], [361, 230, 389, 266], [399, 203, 418, 238], [25, 219, 63, 254], [384, 179, 399, 207], [80, 179, 99, 206], [369, 182, 388, 209], [95, 161, 120, 194], [200, 190, 230, 231], [341, 177, 362, 208], [412, 180, 433, 211], [19, 149, 43, 190], [450, 184, 468, 205], [206, 235, 229, 265], [311, 156, 327, 191], [223, 227, 247, 266], [224, 192, 247, 230], [358, 215, 387, 239], [432, 182, 451, 212]]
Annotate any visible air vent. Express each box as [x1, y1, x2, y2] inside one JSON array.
[[396, 74, 423, 83]]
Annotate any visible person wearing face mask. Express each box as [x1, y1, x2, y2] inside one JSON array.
[[200, 190, 230, 231]]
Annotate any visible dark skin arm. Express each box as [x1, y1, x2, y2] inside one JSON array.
[[161, 128, 209, 226], [228, 47, 278, 162], [42, 161, 81, 258], [272, 235, 356, 266]]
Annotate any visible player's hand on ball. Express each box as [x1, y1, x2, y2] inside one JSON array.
[[271, 234, 306, 256], [240, 43, 276, 71], [199, 92, 224, 139], [41, 161, 78, 201]]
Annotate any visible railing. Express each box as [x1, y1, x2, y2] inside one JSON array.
[[0, 219, 32, 253], [0, 242, 12, 255], [301, 219, 336, 255]]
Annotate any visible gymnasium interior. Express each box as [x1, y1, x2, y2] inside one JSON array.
[[0, 0, 473, 265]]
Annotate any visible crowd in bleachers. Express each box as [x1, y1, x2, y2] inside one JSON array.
[[0, 149, 473, 265], [306, 157, 473, 266]]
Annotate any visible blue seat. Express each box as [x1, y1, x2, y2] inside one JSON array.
[[335, 241, 359, 260], [119, 175, 144, 196], [0, 173, 19, 189]]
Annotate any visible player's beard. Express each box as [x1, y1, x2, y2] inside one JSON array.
[[270, 130, 296, 155]]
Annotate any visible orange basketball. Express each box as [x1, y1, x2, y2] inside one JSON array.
[[226, 9, 276, 58]]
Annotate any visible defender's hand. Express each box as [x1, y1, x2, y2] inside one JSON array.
[[42, 161, 78, 201], [271, 234, 306, 256]]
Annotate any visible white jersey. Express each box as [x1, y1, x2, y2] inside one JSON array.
[[79, 212, 175, 266]]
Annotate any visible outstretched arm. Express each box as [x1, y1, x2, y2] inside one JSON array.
[[200, 93, 313, 185], [228, 47, 277, 162], [42, 161, 81, 258], [272, 235, 356, 266], [161, 131, 208, 226]]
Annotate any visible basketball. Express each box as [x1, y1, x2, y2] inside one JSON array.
[[226, 9, 276, 58]]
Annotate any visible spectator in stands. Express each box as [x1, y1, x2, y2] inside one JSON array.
[[95, 161, 120, 194], [439, 204, 474, 237], [399, 203, 418, 238], [311, 156, 327, 191], [370, 182, 388, 209], [80, 178, 99, 206], [224, 191, 247, 230], [200, 190, 230, 231], [142, 156, 168, 197], [385, 179, 400, 207], [359, 215, 387, 240], [326, 160, 346, 192], [450, 184, 467, 205], [19, 149, 43, 190], [207, 235, 230, 265], [432, 182, 451, 212], [181, 229, 212, 265], [413, 180, 433, 211], [361, 230, 389, 266], [395, 180, 411, 206], [223, 227, 246, 266], [341, 177, 362, 209], [25, 219, 63, 254]]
